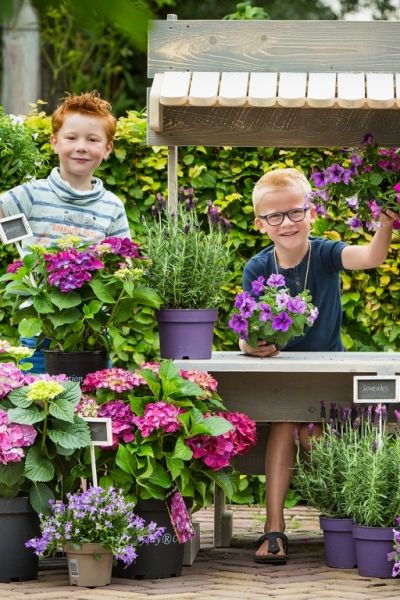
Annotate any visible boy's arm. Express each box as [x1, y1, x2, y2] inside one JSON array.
[[341, 210, 398, 270]]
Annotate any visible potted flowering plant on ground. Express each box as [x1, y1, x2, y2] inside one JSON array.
[[2, 236, 160, 375], [26, 486, 165, 587], [309, 134, 400, 232], [143, 188, 232, 358], [228, 273, 318, 349], [74, 360, 256, 578], [0, 344, 91, 581]]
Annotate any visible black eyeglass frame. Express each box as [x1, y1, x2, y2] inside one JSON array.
[[258, 207, 310, 226]]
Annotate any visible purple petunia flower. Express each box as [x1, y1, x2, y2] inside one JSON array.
[[228, 314, 248, 338], [287, 296, 307, 314], [272, 312, 293, 332], [251, 276, 265, 296], [266, 273, 285, 288], [259, 303, 272, 322], [310, 171, 326, 188]]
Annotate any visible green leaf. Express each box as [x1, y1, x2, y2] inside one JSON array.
[[165, 456, 184, 480], [49, 289, 82, 310], [49, 397, 76, 423], [127, 286, 161, 307], [172, 437, 193, 461], [25, 447, 55, 482], [202, 416, 233, 436], [18, 317, 42, 337], [48, 309, 82, 327], [7, 406, 46, 425], [30, 482, 55, 514], [33, 293, 54, 314], [115, 445, 136, 475], [89, 278, 116, 303], [58, 381, 82, 408], [47, 418, 91, 449], [207, 469, 234, 499], [0, 461, 24, 487], [144, 463, 172, 489], [8, 387, 34, 408]]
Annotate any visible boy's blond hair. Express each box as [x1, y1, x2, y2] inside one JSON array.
[[252, 168, 311, 213], [52, 91, 116, 142]]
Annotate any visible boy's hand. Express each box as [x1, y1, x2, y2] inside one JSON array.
[[239, 339, 279, 357], [380, 209, 400, 228]]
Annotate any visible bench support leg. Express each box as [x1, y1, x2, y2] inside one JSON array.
[[183, 521, 201, 565], [214, 486, 233, 547]]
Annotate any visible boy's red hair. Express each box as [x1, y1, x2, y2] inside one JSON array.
[[52, 92, 116, 142]]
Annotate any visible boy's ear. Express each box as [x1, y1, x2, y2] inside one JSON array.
[[50, 134, 59, 154], [309, 203, 317, 223], [104, 141, 113, 160], [254, 216, 267, 233]]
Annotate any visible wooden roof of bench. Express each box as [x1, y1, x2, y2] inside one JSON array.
[[147, 19, 400, 148]]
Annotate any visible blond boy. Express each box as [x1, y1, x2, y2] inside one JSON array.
[[240, 168, 398, 564]]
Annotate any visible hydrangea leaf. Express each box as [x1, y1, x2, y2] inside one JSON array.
[[25, 447, 55, 482]]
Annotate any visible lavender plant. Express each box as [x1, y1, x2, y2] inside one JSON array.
[[143, 188, 231, 309], [26, 487, 165, 566]]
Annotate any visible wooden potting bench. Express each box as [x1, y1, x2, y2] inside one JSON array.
[[147, 16, 400, 548]]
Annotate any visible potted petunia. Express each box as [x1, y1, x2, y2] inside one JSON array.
[[2, 236, 160, 378], [0, 344, 92, 581], [142, 188, 232, 359], [228, 273, 318, 349], [26, 486, 165, 587], [309, 134, 400, 232], [74, 360, 256, 578]]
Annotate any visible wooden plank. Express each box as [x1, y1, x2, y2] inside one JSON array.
[[366, 73, 395, 109], [148, 73, 164, 132], [218, 72, 249, 106], [148, 20, 400, 76], [306, 72, 336, 108], [160, 71, 191, 105], [277, 72, 307, 107], [188, 71, 220, 106], [147, 105, 400, 147], [248, 72, 277, 107], [337, 72, 365, 108]]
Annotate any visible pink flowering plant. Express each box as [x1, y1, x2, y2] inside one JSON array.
[[2, 236, 160, 354], [229, 274, 318, 348], [74, 361, 256, 510], [26, 486, 164, 566], [0, 358, 91, 513], [310, 134, 400, 232]]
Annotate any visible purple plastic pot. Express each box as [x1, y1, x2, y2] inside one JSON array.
[[156, 309, 218, 359], [352, 524, 394, 578], [319, 516, 357, 569]]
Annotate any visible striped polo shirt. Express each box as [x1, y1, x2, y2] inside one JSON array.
[[0, 167, 131, 249]]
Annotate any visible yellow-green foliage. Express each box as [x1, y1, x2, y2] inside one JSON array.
[[0, 110, 399, 356]]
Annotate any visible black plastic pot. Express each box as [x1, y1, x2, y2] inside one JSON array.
[[0, 497, 40, 582], [113, 499, 184, 579], [43, 350, 109, 383]]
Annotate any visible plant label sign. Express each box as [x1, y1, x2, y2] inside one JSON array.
[[83, 417, 113, 446], [353, 376, 399, 404], [0, 213, 32, 245]]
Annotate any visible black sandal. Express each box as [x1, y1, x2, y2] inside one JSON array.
[[254, 531, 288, 564]]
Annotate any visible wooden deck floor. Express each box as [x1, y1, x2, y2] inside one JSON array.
[[1, 505, 399, 599]]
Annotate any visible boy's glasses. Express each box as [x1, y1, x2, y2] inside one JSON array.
[[258, 207, 309, 226]]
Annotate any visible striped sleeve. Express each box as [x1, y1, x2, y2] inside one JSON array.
[[0, 183, 34, 218]]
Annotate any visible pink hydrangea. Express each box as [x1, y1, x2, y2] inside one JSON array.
[[97, 400, 136, 449], [139, 362, 161, 374], [75, 394, 99, 417], [168, 490, 195, 543], [100, 237, 142, 258], [0, 409, 37, 464], [186, 411, 256, 471], [82, 368, 145, 393], [6, 260, 23, 274], [0, 363, 29, 399], [133, 402, 181, 438], [180, 370, 218, 393]]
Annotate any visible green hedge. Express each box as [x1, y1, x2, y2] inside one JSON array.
[[1, 109, 399, 362]]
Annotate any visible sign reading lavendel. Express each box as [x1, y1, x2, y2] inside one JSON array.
[[353, 376, 399, 404]]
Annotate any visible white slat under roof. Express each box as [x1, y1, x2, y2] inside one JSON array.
[[147, 19, 400, 148]]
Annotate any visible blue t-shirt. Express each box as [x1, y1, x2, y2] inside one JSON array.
[[243, 237, 347, 351]]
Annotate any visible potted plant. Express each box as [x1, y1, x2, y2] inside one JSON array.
[[292, 404, 357, 569], [25, 486, 165, 587], [2, 236, 160, 378], [228, 273, 319, 349], [142, 188, 231, 359], [309, 133, 400, 232], [0, 345, 92, 581], [75, 360, 256, 578], [342, 405, 400, 578]]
